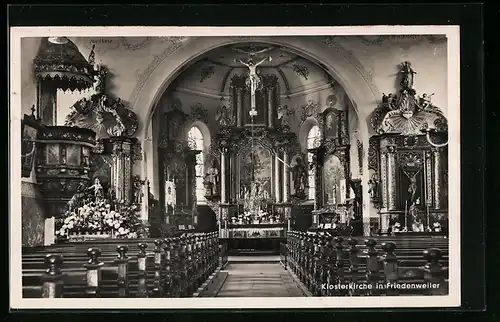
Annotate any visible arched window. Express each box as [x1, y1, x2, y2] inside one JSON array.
[[307, 125, 321, 200], [188, 126, 205, 203]]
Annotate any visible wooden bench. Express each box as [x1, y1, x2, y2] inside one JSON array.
[[281, 231, 449, 296], [22, 231, 229, 298]]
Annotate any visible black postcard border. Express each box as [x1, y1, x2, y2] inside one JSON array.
[[6, 3, 488, 319]]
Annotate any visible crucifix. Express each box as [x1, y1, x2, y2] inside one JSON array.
[[234, 56, 272, 110]]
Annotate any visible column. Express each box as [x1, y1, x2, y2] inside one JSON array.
[[282, 151, 289, 203], [112, 143, 123, 201], [313, 149, 323, 210], [267, 87, 273, 127], [274, 153, 281, 203], [221, 151, 226, 204], [237, 88, 243, 127], [141, 179, 149, 221], [110, 137, 133, 203], [433, 148, 442, 209], [425, 150, 433, 209], [380, 150, 388, 209], [386, 146, 397, 211], [122, 141, 132, 203]]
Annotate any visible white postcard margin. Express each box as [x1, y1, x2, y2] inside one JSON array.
[[9, 26, 461, 309]]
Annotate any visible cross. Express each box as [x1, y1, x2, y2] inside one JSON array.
[[235, 56, 272, 109]]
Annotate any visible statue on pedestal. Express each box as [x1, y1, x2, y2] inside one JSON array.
[[410, 197, 424, 232], [132, 176, 144, 205], [291, 156, 308, 198], [277, 105, 293, 131], [367, 174, 379, 202], [216, 105, 231, 127], [399, 61, 417, 90], [204, 158, 220, 197], [87, 178, 103, 202]]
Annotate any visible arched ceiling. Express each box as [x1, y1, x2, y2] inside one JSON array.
[[169, 43, 336, 98]]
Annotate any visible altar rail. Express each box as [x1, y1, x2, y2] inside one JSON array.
[[280, 231, 449, 296], [22, 232, 228, 298]]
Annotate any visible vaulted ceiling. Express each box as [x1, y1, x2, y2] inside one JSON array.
[[169, 43, 336, 98]]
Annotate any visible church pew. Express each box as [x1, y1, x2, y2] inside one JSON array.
[[22, 232, 224, 298], [22, 233, 221, 298], [283, 231, 449, 296]]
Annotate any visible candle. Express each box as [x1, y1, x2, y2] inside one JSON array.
[[405, 200, 408, 229]]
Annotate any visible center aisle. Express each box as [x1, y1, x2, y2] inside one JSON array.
[[215, 261, 306, 297]]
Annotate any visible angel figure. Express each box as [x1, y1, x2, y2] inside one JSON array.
[[382, 93, 396, 110], [419, 93, 435, 109], [216, 105, 231, 127]]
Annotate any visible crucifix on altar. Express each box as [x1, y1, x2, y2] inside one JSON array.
[[234, 55, 272, 110]]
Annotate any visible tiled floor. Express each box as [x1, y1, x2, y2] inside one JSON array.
[[216, 263, 305, 297]]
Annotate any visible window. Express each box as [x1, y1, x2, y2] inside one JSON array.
[[307, 125, 321, 200], [188, 126, 205, 203]]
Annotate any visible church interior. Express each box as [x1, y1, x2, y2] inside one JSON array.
[[18, 35, 450, 298]]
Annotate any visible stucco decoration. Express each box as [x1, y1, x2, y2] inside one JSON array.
[[300, 99, 320, 125], [322, 36, 382, 102], [129, 37, 189, 107], [120, 37, 152, 51]]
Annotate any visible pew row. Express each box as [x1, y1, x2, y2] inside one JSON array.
[[280, 231, 449, 296], [22, 232, 229, 298]]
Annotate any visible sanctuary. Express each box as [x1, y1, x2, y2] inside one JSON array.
[[20, 36, 449, 255]]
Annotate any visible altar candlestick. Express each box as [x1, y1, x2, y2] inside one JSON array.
[[405, 200, 408, 230], [426, 204, 431, 232]]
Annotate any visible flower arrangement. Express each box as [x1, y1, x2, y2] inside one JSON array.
[[56, 199, 146, 239]]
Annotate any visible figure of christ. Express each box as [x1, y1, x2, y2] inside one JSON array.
[[235, 56, 272, 109], [87, 178, 103, 202]]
